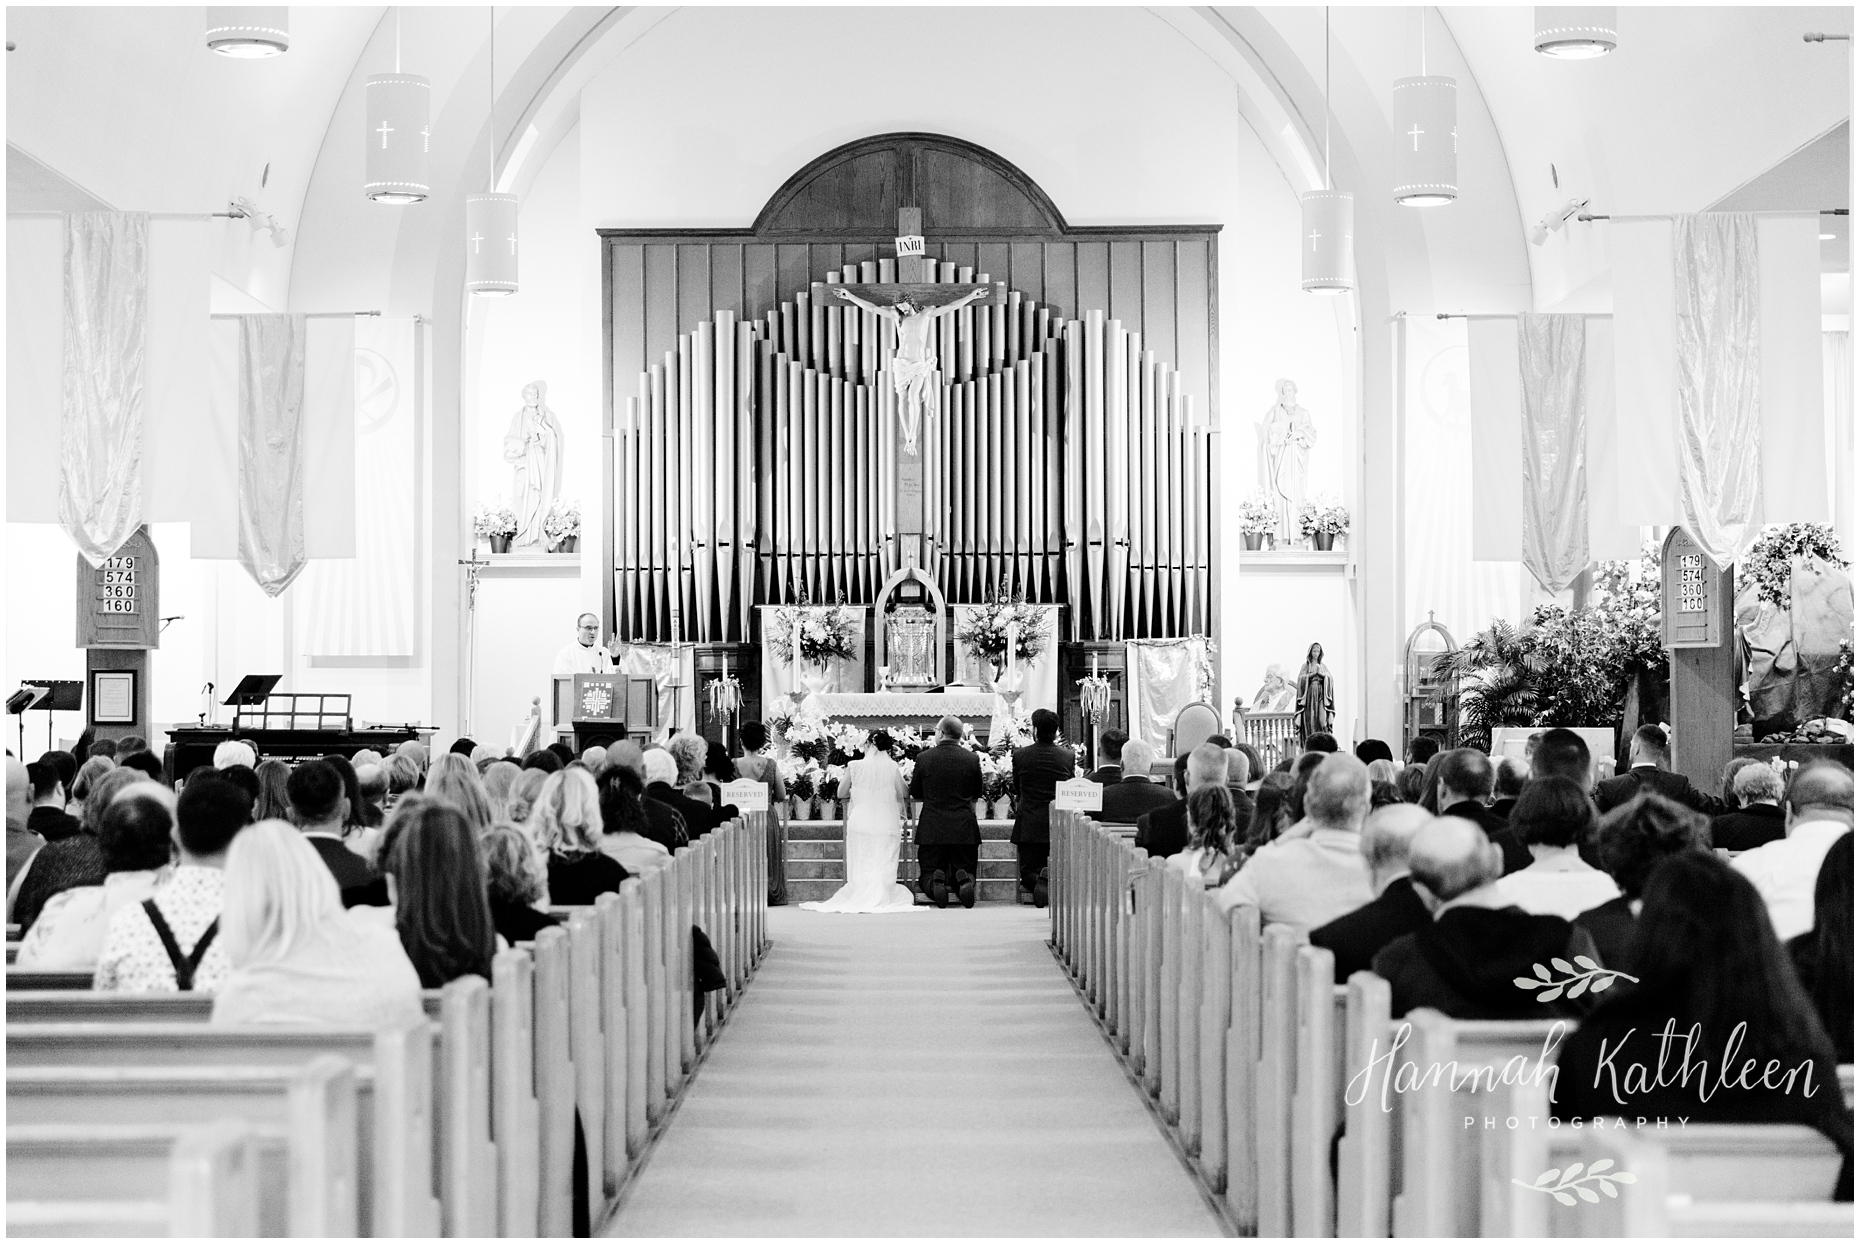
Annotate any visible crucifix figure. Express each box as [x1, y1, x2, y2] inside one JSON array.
[[816, 208, 1003, 572]]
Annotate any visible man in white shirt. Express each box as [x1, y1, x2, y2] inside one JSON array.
[[1732, 761, 1853, 942], [553, 612, 616, 677], [94, 777, 250, 992], [1216, 753, 1375, 930]]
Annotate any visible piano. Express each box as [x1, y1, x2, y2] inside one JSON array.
[[164, 690, 433, 782]]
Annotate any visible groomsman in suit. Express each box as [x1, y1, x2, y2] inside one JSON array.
[[909, 716, 985, 908], [1593, 725, 1725, 817], [1011, 709, 1077, 908]]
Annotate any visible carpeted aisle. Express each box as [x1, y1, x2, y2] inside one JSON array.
[[607, 905, 1222, 1237]]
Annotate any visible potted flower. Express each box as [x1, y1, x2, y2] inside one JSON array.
[[473, 503, 518, 554], [816, 768, 842, 820], [1239, 493, 1278, 550], [543, 498, 581, 554], [787, 764, 816, 820], [984, 758, 1015, 821], [1299, 497, 1350, 551]]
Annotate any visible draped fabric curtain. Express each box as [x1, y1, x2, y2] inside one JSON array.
[[237, 314, 308, 595], [1124, 636, 1214, 756], [756, 607, 869, 707], [949, 603, 1061, 714], [1826, 331, 1853, 546], [1518, 313, 1590, 591], [59, 212, 148, 564], [1673, 213, 1764, 568]]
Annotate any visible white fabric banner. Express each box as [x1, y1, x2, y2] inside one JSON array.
[[1518, 313, 1589, 591], [1583, 319, 1642, 560], [197, 316, 356, 563], [1124, 636, 1214, 757], [1613, 218, 1682, 525], [1467, 317, 1524, 561], [1674, 213, 1763, 568], [1756, 213, 1827, 524], [59, 212, 147, 564], [1826, 332, 1854, 546], [757, 606, 869, 707], [949, 603, 1061, 715], [300, 317, 418, 657]]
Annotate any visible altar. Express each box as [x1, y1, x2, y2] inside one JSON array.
[[802, 690, 997, 732]]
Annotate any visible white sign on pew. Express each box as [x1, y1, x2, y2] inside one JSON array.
[[720, 779, 768, 814], [1053, 778, 1104, 813]]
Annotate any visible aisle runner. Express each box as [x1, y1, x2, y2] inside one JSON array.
[[608, 907, 1221, 1237]]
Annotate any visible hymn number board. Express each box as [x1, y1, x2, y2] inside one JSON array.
[[1659, 527, 1723, 649], [76, 527, 159, 649]]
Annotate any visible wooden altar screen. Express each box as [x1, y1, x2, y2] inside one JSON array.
[[600, 132, 1221, 659]]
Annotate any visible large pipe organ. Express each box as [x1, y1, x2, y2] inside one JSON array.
[[603, 132, 1220, 657]]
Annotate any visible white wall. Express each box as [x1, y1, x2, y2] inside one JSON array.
[[474, 5, 1356, 735]]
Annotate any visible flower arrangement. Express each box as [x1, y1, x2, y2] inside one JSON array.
[[1837, 639, 1855, 723], [783, 714, 833, 765], [767, 602, 862, 666], [1739, 523, 1848, 608], [815, 766, 842, 805], [542, 497, 581, 542], [1298, 496, 1351, 538], [472, 503, 517, 540], [1238, 493, 1278, 535], [780, 756, 816, 803], [981, 753, 1014, 803], [827, 722, 869, 765], [955, 580, 1050, 668]]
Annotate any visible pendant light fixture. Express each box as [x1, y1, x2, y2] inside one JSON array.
[[1302, 8, 1354, 295], [1533, 7, 1617, 58], [466, 8, 517, 297], [1393, 12, 1457, 206], [205, 7, 289, 57], [365, 10, 430, 204]]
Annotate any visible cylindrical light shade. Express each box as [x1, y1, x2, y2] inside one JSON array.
[[1300, 190, 1354, 295], [1392, 76, 1458, 206], [205, 7, 289, 57], [1534, 7, 1617, 57], [466, 194, 519, 296], [365, 75, 431, 204]]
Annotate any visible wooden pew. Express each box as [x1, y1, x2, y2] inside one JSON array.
[[7, 970, 95, 991], [1336, 971, 1396, 1238], [1224, 904, 1263, 1234], [566, 907, 608, 1211], [1254, 923, 1305, 1237], [1289, 947, 1345, 1237], [491, 947, 540, 1237], [1196, 895, 1231, 1194], [531, 924, 576, 1238], [7, 1120, 261, 1238], [7, 1053, 358, 1236], [619, 880, 651, 1161], [7, 1019, 438, 1237]]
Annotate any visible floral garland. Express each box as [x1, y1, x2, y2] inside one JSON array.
[[955, 581, 1050, 666], [1738, 523, 1847, 609], [766, 601, 861, 666]]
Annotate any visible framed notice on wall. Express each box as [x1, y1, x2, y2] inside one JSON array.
[[91, 670, 137, 724]]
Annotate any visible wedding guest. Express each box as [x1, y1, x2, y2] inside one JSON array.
[[1576, 792, 1708, 970], [1719, 755, 1763, 806], [1494, 776, 1620, 919], [1167, 785, 1242, 889], [581, 746, 609, 772], [1365, 757, 1399, 788], [93, 779, 248, 993], [1304, 733, 1339, 754], [212, 820, 424, 1027], [482, 760, 523, 821], [703, 740, 736, 799], [13, 766, 145, 931], [384, 752, 423, 810], [1086, 728, 1128, 785], [1551, 851, 1851, 1199], [214, 764, 262, 812], [1414, 751, 1448, 815], [253, 759, 292, 822], [1594, 724, 1725, 816], [18, 785, 175, 968], [1711, 762, 1789, 851], [1310, 804, 1432, 982], [1733, 761, 1854, 941], [1216, 754, 1374, 930], [522, 749, 564, 774], [212, 740, 257, 771], [614, 741, 689, 852], [1488, 756, 1529, 822], [1405, 736, 1440, 766], [1240, 772, 1295, 860], [425, 752, 498, 836], [1528, 727, 1592, 788], [644, 747, 732, 838], [596, 766, 674, 874], [382, 802, 496, 986], [482, 821, 562, 945], [1101, 739, 1178, 825], [1283, 750, 1327, 827], [669, 734, 715, 806], [1790, 831, 1853, 1063], [734, 722, 787, 904], [1354, 738, 1394, 767], [286, 760, 388, 908], [1394, 763, 1427, 805], [1136, 744, 1225, 859], [68, 755, 114, 808], [25, 761, 80, 841], [532, 769, 629, 904], [1222, 749, 1258, 825], [354, 764, 389, 829], [1435, 748, 1529, 874], [505, 768, 549, 828]]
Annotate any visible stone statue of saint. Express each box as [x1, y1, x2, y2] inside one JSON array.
[[829, 286, 989, 454], [503, 381, 564, 546], [1295, 643, 1335, 741], [1258, 379, 1317, 544]]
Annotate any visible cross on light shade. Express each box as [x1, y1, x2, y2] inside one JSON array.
[[506, 233, 518, 255], [376, 120, 393, 148], [420, 125, 430, 153], [1407, 123, 1424, 151], [471, 232, 485, 253], [1308, 229, 1322, 251]]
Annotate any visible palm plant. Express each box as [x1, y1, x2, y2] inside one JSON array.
[[1432, 620, 1544, 752]]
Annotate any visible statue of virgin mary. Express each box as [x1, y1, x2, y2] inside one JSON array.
[[503, 380, 564, 545]]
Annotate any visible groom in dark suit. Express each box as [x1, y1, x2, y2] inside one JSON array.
[[908, 715, 984, 908]]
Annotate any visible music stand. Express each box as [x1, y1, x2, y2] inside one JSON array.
[[222, 675, 282, 708], [9, 680, 82, 753]]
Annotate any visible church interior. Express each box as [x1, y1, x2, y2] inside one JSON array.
[[3, 4, 1856, 1239]]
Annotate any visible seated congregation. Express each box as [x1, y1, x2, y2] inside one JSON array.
[[1054, 722, 1854, 1235], [4, 734, 768, 1236]]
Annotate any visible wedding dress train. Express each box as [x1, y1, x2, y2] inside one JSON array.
[[800, 753, 922, 914]]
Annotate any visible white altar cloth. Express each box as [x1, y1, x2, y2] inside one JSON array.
[[805, 692, 997, 719]]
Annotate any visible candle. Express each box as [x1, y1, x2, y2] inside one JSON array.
[[1092, 653, 1100, 679]]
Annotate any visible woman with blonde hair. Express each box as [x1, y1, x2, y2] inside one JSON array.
[[424, 752, 496, 836], [211, 820, 423, 1028], [481, 821, 560, 945], [481, 760, 522, 821], [527, 768, 627, 904], [504, 768, 549, 827]]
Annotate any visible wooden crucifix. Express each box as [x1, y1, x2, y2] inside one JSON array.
[[824, 208, 1006, 572]]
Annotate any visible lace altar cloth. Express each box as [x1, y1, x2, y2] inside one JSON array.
[[805, 692, 997, 719]]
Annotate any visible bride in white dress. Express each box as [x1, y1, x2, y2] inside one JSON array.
[[801, 733, 922, 914]]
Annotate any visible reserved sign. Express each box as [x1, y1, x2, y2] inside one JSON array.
[[721, 779, 769, 813], [1052, 778, 1104, 812]]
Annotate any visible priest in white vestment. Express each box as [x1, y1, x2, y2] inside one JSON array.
[[553, 613, 616, 676]]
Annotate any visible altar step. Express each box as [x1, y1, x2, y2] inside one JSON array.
[[783, 818, 1029, 905]]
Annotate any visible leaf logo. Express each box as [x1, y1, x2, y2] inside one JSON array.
[[1511, 956, 1638, 1002], [1513, 1159, 1637, 1206]]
